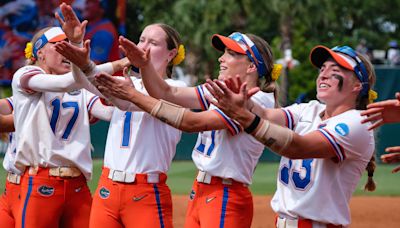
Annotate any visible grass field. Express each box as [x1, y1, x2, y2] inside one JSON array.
[[1, 159, 399, 196]]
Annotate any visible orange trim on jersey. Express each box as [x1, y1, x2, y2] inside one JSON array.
[[316, 130, 346, 163], [19, 69, 43, 94], [211, 109, 237, 135]]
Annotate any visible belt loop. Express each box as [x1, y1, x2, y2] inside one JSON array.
[[196, 170, 211, 184], [147, 173, 159, 183], [28, 166, 39, 175]]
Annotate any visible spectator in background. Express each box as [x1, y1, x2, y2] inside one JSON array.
[[386, 40, 400, 66], [0, 0, 38, 81], [83, 0, 120, 64]]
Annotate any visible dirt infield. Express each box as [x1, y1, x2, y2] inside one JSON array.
[[172, 195, 400, 227]]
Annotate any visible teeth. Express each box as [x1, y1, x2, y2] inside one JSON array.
[[319, 83, 329, 88]]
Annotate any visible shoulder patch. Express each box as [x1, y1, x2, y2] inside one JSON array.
[[334, 123, 349, 136]]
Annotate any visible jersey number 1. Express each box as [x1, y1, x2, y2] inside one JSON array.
[[50, 99, 79, 140]]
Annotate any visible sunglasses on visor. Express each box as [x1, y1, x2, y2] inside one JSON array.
[[331, 46, 369, 96], [229, 32, 267, 77]]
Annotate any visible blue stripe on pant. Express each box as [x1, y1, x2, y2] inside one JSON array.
[[220, 186, 229, 228], [22, 176, 33, 228], [153, 184, 165, 228]]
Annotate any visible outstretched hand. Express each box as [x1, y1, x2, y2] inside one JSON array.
[[95, 69, 137, 101], [205, 76, 259, 122], [381, 146, 400, 173], [360, 92, 400, 130], [118, 36, 150, 68], [56, 3, 87, 43], [55, 40, 91, 70]]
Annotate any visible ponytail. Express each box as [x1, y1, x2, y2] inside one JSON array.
[[364, 154, 376, 192]]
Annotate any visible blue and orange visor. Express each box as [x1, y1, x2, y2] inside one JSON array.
[[310, 45, 369, 96], [212, 32, 267, 78], [33, 27, 67, 58]]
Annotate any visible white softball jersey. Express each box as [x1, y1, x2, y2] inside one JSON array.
[[103, 78, 187, 173], [192, 84, 275, 185], [2, 97, 20, 174], [12, 65, 99, 179], [271, 100, 375, 226]]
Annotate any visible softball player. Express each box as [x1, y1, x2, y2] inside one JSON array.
[[206, 45, 377, 227], [11, 20, 127, 227], [55, 14, 188, 227], [0, 97, 19, 228], [94, 32, 280, 228]]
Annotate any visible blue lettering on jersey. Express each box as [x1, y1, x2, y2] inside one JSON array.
[[335, 123, 349, 136]]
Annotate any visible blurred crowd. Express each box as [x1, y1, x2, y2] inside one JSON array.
[[0, 0, 125, 82]]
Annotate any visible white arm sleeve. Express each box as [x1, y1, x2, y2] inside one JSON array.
[[89, 99, 114, 122], [27, 71, 82, 92]]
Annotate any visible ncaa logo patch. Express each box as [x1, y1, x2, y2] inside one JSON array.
[[37, 185, 55, 197], [99, 187, 110, 199], [335, 123, 349, 136]]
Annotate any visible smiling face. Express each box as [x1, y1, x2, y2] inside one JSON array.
[[37, 42, 70, 74], [137, 25, 177, 77], [217, 48, 252, 80], [316, 58, 361, 106]]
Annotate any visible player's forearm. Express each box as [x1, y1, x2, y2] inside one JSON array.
[[28, 72, 81, 92], [110, 57, 130, 73], [0, 114, 14, 132], [141, 62, 173, 99]]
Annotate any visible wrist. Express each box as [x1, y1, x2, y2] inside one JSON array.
[[81, 61, 96, 75], [244, 114, 261, 133], [69, 40, 83, 47]]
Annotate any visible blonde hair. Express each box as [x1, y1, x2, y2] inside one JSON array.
[[246, 34, 280, 108]]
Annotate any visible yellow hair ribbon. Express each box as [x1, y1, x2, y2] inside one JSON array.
[[271, 64, 283, 81], [368, 89, 378, 104], [172, 44, 185, 65], [24, 42, 33, 59]]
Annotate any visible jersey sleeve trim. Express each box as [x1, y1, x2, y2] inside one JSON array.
[[282, 109, 294, 130], [6, 98, 13, 111], [195, 85, 210, 111], [212, 109, 242, 135], [317, 128, 346, 162], [19, 69, 43, 94], [87, 96, 100, 113]]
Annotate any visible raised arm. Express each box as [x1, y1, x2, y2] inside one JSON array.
[[205, 77, 338, 160], [118, 36, 202, 109], [361, 92, 400, 130], [95, 72, 229, 132]]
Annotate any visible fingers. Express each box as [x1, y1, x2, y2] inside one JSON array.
[[367, 119, 383, 130], [205, 79, 224, 99], [55, 12, 64, 26], [247, 87, 260, 98], [381, 152, 400, 163], [392, 166, 400, 173], [366, 99, 396, 109], [396, 92, 400, 101], [385, 146, 400, 153]]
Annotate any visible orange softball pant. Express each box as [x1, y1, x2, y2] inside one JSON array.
[[16, 167, 92, 228], [0, 176, 21, 228], [89, 167, 173, 228], [184, 178, 253, 228]]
